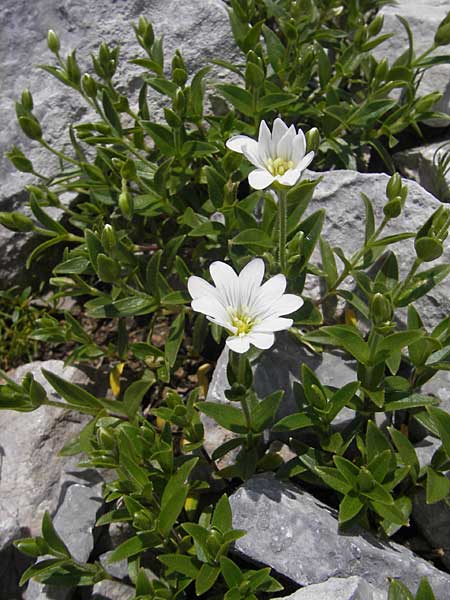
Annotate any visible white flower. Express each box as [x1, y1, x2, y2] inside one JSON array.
[[226, 118, 315, 190], [188, 258, 303, 354]]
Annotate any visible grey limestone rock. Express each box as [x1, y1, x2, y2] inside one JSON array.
[[0, 360, 103, 597], [374, 0, 450, 126], [229, 475, 450, 596], [91, 580, 133, 600], [394, 142, 450, 202], [0, 0, 240, 287], [305, 169, 450, 333], [279, 576, 385, 600]]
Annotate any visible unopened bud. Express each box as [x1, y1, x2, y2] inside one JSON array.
[[101, 224, 117, 251], [415, 237, 443, 262], [305, 127, 320, 153], [370, 293, 392, 325], [19, 116, 42, 140], [21, 89, 33, 111], [368, 14, 384, 37], [0, 212, 34, 232], [386, 173, 402, 201], [383, 197, 402, 219], [47, 30, 60, 54], [118, 187, 134, 220], [173, 88, 186, 115], [82, 73, 97, 98]]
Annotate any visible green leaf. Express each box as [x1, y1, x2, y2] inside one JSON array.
[[369, 232, 415, 248], [384, 394, 439, 412], [53, 256, 90, 274], [30, 197, 67, 234], [273, 412, 314, 432], [220, 556, 242, 588], [231, 228, 273, 250], [42, 512, 71, 558], [333, 455, 359, 484], [102, 91, 122, 133], [320, 237, 338, 289], [158, 553, 199, 578], [217, 84, 254, 116], [416, 577, 437, 600], [142, 122, 175, 155], [42, 369, 102, 412], [195, 563, 220, 596], [388, 579, 414, 600], [212, 494, 232, 532], [388, 427, 420, 484], [159, 457, 198, 535], [262, 24, 285, 71], [396, 265, 450, 307], [316, 467, 352, 494], [427, 406, 450, 458], [426, 467, 450, 504], [252, 391, 282, 432], [376, 330, 423, 356], [366, 420, 391, 463], [107, 536, 145, 563], [198, 402, 246, 434], [320, 325, 370, 364], [165, 312, 185, 367], [123, 379, 152, 418], [339, 493, 364, 524], [258, 92, 297, 113]]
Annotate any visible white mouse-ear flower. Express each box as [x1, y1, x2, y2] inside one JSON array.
[[188, 258, 303, 354], [226, 118, 314, 190]]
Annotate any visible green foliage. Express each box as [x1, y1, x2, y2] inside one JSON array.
[[1, 3, 450, 598]]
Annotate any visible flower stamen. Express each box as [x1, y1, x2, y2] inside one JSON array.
[[229, 310, 255, 336], [266, 157, 294, 177]]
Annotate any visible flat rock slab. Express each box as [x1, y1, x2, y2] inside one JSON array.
[[394, 142, 450, 202], [230, 475, 450, 596], [279, 576, 384, 600], [92, 580, 134, 600], [375, 0, 450, 126], [306, 169, 450, 333]]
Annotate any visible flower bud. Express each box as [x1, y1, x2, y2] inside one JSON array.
[[6, 147, 34, 173], [173, 88, 186, 115], [47, 29, 60, 54], [97, 426, 116, 450], [101, 224, 117, 251], [383, 197, 402, 219], [368, 14, 384, 37], [306, 127, 320, 153], [414, 237, 443, 262], [386, 173, 402, 201], [21, 89, 33, 111], [137, 16, 148, 36], [435, 12, 450, 46], [19, 116, 42, 140], [0, 211, 34, 232], [172, 67, 188, 87], [370, 293, 392, 325], [82, 73, 97, 98], [118, 188, 134, 220], [143, 22, 155, 48], [66, 51, 81, 85]]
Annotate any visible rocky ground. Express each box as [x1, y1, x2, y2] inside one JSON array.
[[1, 1, 450, 599]]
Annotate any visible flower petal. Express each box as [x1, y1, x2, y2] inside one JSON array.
[[271, 118, 289, 151], [253, 316, 293, 332], [297, 151, 315, 172], [246, 331, 275, 350], [191, 296, 230, 323], [269, 293, 304, 316], [209, 261, 239, 307], [258, 120, 272, 161], [291, 130, 306, 163], [187, 275, 217, 300], [248, 168, 274, 190], [226, 135, 255, 154], [276, 166, 303, 187], [241, 139, 265, 168], [251, 273, 286, 313], [226, 335, 250, 354], [238, 257, 265, 308], [276, 125, 296, 160]]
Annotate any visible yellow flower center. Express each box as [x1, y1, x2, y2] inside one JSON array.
[[229, 310, 255, 336], [266, 157, 294, 176]]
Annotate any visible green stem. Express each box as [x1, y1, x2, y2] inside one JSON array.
[[40, 139, 80, 167], [392, 257, 422, 303], [277, 187, 288, 274]]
